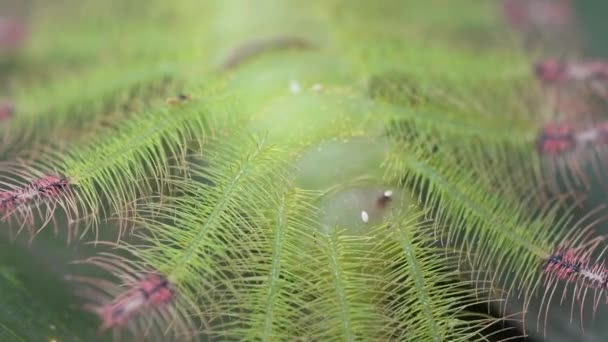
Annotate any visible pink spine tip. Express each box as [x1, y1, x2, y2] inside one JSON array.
[[535, 59, 567, 83], [0, 102, 14, 121], [98, 273, 175, 332], [581, 61, 608, 81], [0, 17, 27, 53], [503, 0, 574, 32], [537, 122, 575, 155], [536, 58, 608, 84], [0, 175, 69, 214], [31, 175, 69, 196], [544, 249, 608, 290], [596, 123, 608, 144], [502, 0, 530, 30]]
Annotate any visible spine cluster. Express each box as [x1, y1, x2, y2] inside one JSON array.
[[536, 122, 608, 155], [0, 175, 70, 214], [536, 59, 608, 85], [96, 273, 176, 331], [544, 248, 608, 291]]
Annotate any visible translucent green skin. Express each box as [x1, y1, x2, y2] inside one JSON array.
[[230, 54, 412, 235], [294, 137, 412, 235], [4, 0, 568, 341]]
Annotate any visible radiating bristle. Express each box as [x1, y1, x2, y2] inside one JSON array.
[[96, 273, 176, 331], [68, 264, 196, 341], [538, 237, 608, 335], [0, 169, 79, 240]]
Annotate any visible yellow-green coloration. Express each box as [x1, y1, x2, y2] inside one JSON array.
[[369, 71, 429, 106], [317, 185, 411, 235], [292, 137, 413, 235], [1, 0, 594, 341], [294, 137, 388, 190], [1, 62, 183, 155]]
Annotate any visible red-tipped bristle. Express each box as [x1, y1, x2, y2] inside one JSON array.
[[96, 273, 176, 332], [68, 268, 195, 341], [535, 59, 568, 83], [537, 122, 576, 155], [596, 123, 608, 144], [0, 17, 27, 53], [544, 249, 608, 289], [68, 250, 199, 341], [0, 175, 70, 212], [535, 120, 608, 155], [535, 59, 608, 85], [0, 102, 14, 121], [30, 175, 70, 199], [0, 174, 76, 239], [539, 239, 608, 335], [503, 0, 574, 32], [502, 0, 530, 30]]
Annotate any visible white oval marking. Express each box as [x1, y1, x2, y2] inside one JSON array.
[[361, 210, 369, 223]]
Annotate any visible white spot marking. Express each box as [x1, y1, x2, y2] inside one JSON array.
[[361, 210, 369, 223], [383, 190, 393, 197], [576, 129, 598, 143], [581, 268, 604, 283], [289, 80, 301, 94]]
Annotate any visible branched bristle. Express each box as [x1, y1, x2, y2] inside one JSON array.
[[544, 249, 607, 292], [9, 0, 607, 340], [536, 58, 608, 87], [67, 259, 197, 341], [383, 142, 608, 333], [536, 119, 608, 195], [0, 168, 78, 240], [2, 62, 184, 156], [537, 121, 608, 155], [539, 237, 608, 334]]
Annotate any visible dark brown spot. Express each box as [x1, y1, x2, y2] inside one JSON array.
[[376, 192, 393, 209], [166, 94, 190, 105]]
